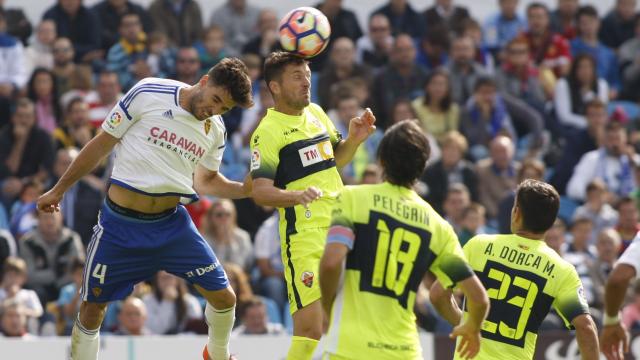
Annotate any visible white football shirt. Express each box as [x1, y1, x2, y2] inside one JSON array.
[[617, 231, 640, 278], [102, 78, 226, 201]]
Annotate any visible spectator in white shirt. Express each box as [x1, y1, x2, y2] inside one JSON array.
[[201, 199, 253, 272], [573, 179, 619, 245], [209, 0, 260, 56], [567, 121, 638, 201], [232, 296, 284, 336], [0, 11, 27, 93], [24, 20, 56, 79], [0, 300, 34, 338], [142, 271, 202, 335], [356, 13, 392, 72], [0, 257, 43, 335], [254, 211, 286, 311], [554, 54, 608, 130], [113, 297, 151, 336]]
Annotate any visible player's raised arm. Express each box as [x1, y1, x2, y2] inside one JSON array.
[[37, 131, 119, 212], [333, 108, 377, 168]]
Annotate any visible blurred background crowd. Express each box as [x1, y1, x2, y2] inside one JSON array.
[[1, 0, 640, 340]]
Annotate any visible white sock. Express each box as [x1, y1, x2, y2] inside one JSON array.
[[70, 315, 100, 360], [205, 303, 235, 360]]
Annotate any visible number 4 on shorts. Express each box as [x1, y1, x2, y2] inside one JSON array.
[[92, 263, 108, 285]]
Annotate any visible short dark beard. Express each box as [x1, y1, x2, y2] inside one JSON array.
[[190, 90, 203, 120], [283, 93, 308, 112]]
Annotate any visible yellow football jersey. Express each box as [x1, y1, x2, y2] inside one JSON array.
[[457, 234, 590, 360], [249, 103, 343, 233], [324, 182, 474, 359]]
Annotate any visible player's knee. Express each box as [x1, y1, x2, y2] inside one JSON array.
[[297, 322, 322, 340], [79, 301, 108, 330], [209, 287, 236, 310]]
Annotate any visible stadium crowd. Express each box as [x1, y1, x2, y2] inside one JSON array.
[[1, 0, 640, 340]]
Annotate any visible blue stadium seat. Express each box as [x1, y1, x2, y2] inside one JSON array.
[[558, 196, 580, 224], [259, 296, 283, 325], [283, 305, 293, 334]]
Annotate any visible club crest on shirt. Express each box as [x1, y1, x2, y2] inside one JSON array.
[[92, 287, 102, 298], [107, 111, 122, 128], [251, 150, 261, 170], [301, 271, 314, 288], [309, 115, 324, 130], [577, 286, 587, 305], [204, 119, 211, 135]]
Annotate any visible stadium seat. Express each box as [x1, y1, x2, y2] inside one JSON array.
[[558, 196, 580, 224], [283, 306, 293, 334]]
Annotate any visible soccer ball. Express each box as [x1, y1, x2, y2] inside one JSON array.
[[278, 7, 331, 58]]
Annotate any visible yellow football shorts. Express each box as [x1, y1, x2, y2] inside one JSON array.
[[281, 227, 327, 314]]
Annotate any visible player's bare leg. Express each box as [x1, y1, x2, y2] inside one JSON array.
[[71, 301, 108, 360], [287, 300, 323, 360], [197, 285, 237, 360]]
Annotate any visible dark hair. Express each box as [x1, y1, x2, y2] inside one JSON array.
[[447, 183, 470, 197], [263, 51, 307, 93], [527, 2, 549, 16], [616, 196, 636, 211], [66, 97, 86, 114], [605, 119, 625, 133], [422, 26, 450, 49], [118, 12, 140, 27], [207, 57, 254, 108], [515, 179, 560, 233], [517, 158, 545, 182], [567, 54, 598, 115], [27, 67, 62, 123], [391, 98, 417, 124], [576, 5, 599, 21], [571, 216, 593, 229], [377, 120, 431, 187], [238, 296, 265, 319], [98, 69, 119, 80], [585, 178, 607, 193], [473, 76, 497, 92], [150, 272, 189, 334], [585, 98, 606, 112], [462, 202, 486, 218], [423, 69, 452, 111]]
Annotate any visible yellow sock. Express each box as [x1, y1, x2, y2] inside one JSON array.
[[286, 336, 319, 360]]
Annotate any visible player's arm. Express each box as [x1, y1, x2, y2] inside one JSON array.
[[251, 178, 321, 208], [442, 274, 488, 360], [37, 131, 119, 212], [431, 233, 488, 360], [572, 314, 600, 360], [319, 242, 348, 316], [193, 165, 250, 199], [429, 279, 463, 325], [320, 189, 355, 317], [601, 263, 636, 360], [333, 108, 376, 168]]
